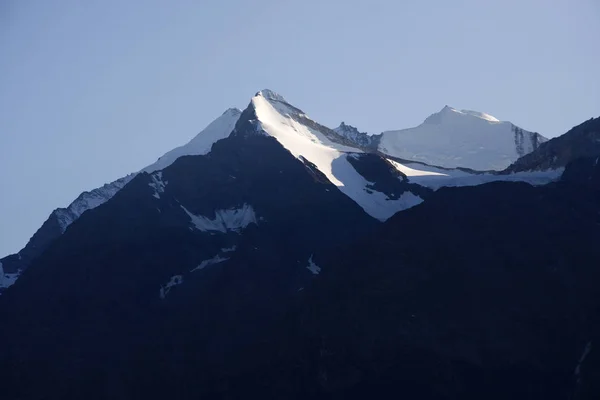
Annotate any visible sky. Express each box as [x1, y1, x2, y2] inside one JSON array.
[[1, 0, 599, 256]]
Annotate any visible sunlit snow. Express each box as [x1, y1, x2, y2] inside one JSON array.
[[457, 109, 500, 123], [252, 91, 423, 220], [142, 108, 241, 174], [388, 159, 563, 190]]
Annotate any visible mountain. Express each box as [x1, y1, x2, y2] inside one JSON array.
[[1, 89, 600, 399], [1, 141, 599, 399], [1, 91, 430, 282], [0, 92, 564, 292], [377, 105, 547, 171], [0, 90, 384, 399], [0, 174, 134, 285], [507, 117, 600, 172]]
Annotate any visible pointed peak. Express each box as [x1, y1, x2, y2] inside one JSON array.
[[222, 107, 242, 116], [335, 121, 360, 133], [255, 89, 287, 104], [333, 122, 373, 147], [251, 89, 306, 118], [424, 106, 456, 124]]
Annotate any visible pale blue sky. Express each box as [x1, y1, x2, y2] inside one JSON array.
[[1, 0, 599, 256]]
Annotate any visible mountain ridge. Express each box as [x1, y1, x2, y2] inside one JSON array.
[[332, 104, 547, 171], [2, 89, 600, 399], [0, 90, 580, 288]]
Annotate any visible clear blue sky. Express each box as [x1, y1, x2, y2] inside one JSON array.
[[1, 0, 599, 256]]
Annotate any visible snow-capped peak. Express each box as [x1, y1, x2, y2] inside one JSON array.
[[379, 106, 546, 171], [222, 107, 242, 116], [249, 90, 423, 220], [424, 105, 501, 125], [250, 92, 359, 166], [256, 89, 288, 104]]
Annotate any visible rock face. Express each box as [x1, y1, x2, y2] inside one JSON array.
[[507, 117, 600, 172], [333, 122, 379, 148]]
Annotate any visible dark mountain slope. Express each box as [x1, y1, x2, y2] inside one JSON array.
[[239, 158, 600, 400], [2, 97, 600, 400], [0, 176, 134, 277], [3, 155, 600, 400], [507, 117, 600, 172], [0, 113, 378, 399]]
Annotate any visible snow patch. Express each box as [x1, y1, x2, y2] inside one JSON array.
[[327, 154, 424, 220], [306, 255, 321, 275], [388, 159, 563, 190], [458, 109, 500, 123], [191, 255, 229, 272], [0, 262, 20, 292], [159, 275, 183, 299], [149, 172, 168, 199], [181, 204, 257, 233], [222, 245, 237, 253]]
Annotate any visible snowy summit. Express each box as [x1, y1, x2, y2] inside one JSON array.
[[378, 105, 547, 171]]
